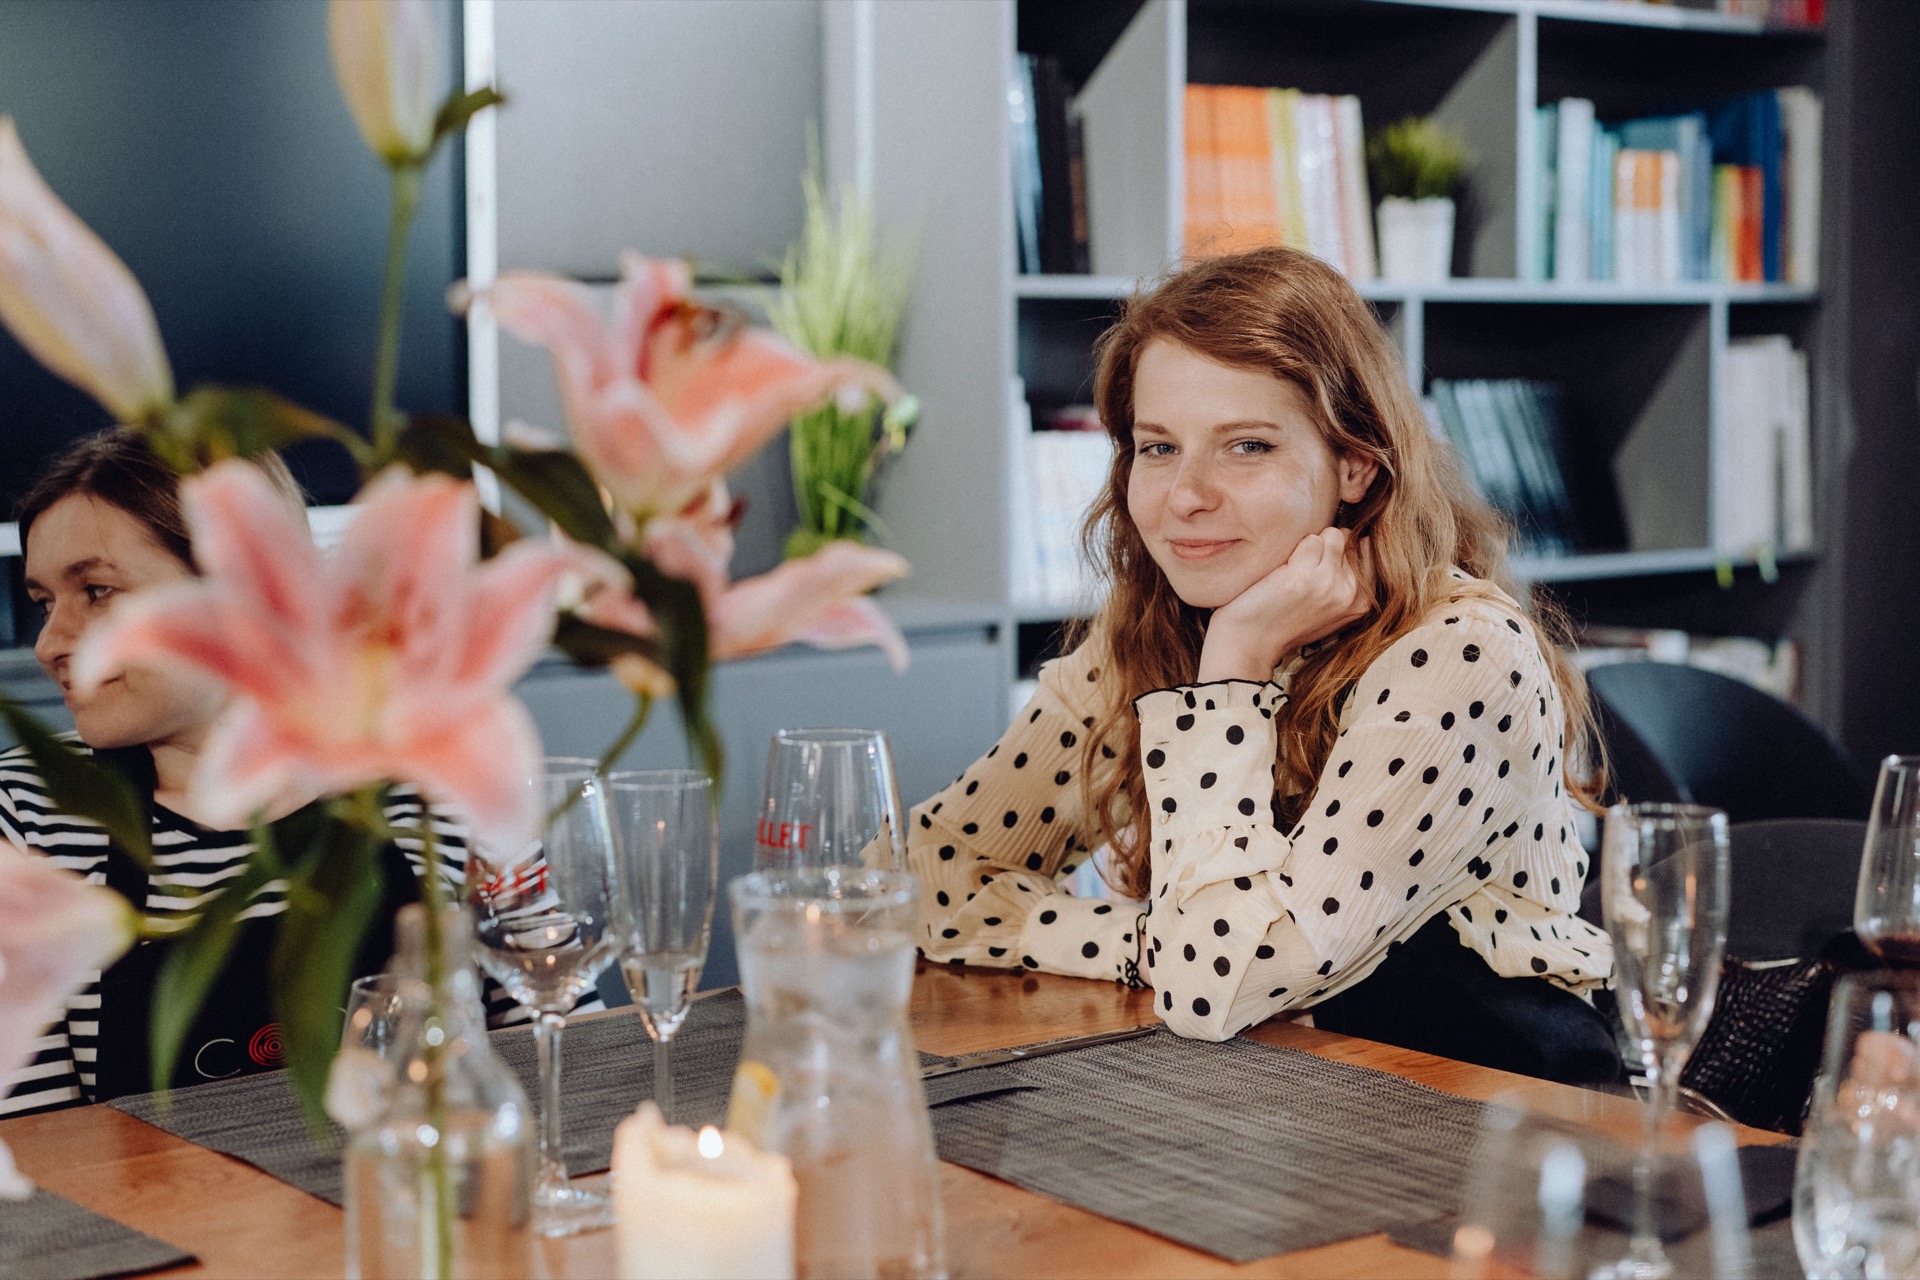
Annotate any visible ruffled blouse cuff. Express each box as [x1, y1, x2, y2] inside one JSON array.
[[1132, 681, 1284, 835]]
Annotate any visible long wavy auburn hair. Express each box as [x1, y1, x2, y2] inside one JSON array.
[[1073, 247, 1603, 900]]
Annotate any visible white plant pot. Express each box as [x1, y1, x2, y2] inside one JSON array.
[[1377, 196, 1455, 284]]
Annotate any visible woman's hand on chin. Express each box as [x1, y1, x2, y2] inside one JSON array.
[[1197, 528, 1373, 683]]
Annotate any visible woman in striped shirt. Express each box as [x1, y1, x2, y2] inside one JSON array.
[[2, 431, 581, 1117]]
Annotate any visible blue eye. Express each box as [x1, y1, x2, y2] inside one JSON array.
[[1135, 441, 1174, 457], [1231, 439, 1275, 455]]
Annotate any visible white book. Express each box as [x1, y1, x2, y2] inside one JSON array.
[[1655, 150, 1683, 285], [1332, 95, 1377, 280], [1777, 87, 1823, 287], [1553, 98, 1594, 283], [1294, 95, 1346, 275], [1715, 340, 1779, 554], [1776, 341, 1814, 551], [1007, 380, 1042, 604]]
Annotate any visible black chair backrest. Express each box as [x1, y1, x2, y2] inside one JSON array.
[[1586, 662, 1870, 824], [1728, 818, 1868, 961]]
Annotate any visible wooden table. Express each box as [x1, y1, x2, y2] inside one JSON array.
[[2, 964, 1781, 1279]]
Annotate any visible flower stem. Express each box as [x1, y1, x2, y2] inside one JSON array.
[[371, 162, 425, 461], [406, 793, 455, 1280]]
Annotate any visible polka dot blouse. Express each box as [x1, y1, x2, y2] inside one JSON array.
[[905, 572, 1613, 1042]]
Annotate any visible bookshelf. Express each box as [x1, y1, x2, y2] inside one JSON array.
[[839, 0, 1829, 705]]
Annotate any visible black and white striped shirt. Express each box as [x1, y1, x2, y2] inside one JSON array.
[[0, 741, 600, 1116]]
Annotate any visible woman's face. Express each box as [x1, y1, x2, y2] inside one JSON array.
[[24, 494, 227, 750], [1126, 338, 1372, 609]]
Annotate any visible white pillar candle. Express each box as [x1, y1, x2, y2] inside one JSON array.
[[612, 1102, 797, 1280]]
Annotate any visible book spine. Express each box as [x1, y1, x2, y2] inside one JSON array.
[[1534, 103, 1558, 282], [1656, 149, 1683, 285], [1757, 91, 1784, 282], [1267, 89, 1309, 250], [1011, 55, 1042, 274], [1183, 85, 1221, 259], [1333, 95, 1377, 280], [1554, 99, 1594, 282], [1297, 95, 1345, 273], [1034, 56, 1077, 274], [1590, 125, 1616, 282], [1215, 85, 1281, 255], [1065, 112, 1092, 275]]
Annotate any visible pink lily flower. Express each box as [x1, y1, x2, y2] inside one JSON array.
[[0, 118, 174, 422], [328, 0, 444, 163], [471, 252, 900, 519], [579, 483, 911, 677], [74, 462, 581, 852], [0, 842, 136, 1199]]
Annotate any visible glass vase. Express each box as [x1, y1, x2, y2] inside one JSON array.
[[341, 904, 538, 1280], [730, 867, 946, 1280]]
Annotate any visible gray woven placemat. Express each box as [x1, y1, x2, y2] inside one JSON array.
[[927, 1031, 1491, 1262], [111, 991, 748, 1206], [0, 1186, 193, 1280]]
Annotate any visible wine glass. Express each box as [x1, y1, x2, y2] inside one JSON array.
[[1598, 802, 1732, 1280], [607, 769, 718, 1124], [757, 728, 906, 871], [1794, 971, 1920, 1278], [1855, 757, 1920, 967], [1451, 1095, 1750, 1280], [467, 757, 621, 1237]]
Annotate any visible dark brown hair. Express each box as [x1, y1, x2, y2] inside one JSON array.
[[16, 428, 303, 570], [1073, 247, 1603, 898]]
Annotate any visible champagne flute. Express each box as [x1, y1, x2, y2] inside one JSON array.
[[1598, 802, 1731, 1280], [1855, 757, 1920, 967], [607, 769, 718, 1123], [757, 728, 906, 871], [467, 757, 621, 1237], [1451, 1095, 1749, 1280]]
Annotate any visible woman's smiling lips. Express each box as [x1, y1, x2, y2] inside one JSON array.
[[1167, 538, 1241, 560]]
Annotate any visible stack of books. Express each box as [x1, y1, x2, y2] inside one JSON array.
[[1429, 379, 1599, 557], [1715, 335, 1813, 557], [1011, 54, 1091, 275], [1182, 84, 1376, 281], [1571, 626, 1802, 707], [1533, 89, 1821, 285], [1008, 398, 1112, 608]]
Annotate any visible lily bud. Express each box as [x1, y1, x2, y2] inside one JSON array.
[[328, 0, 445, 163], [0, 118, 174, 422]]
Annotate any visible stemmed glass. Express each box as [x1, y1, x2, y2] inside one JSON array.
[[1598, 802, 1731, 1280], [1794, 971, 1920, 1278], [757, 728, 906, 870], [1451, 1095, 1750, 1280], [1854, 757, 1920, 968], [467, 757, 621, 1237], [607, 769, 718, 1123]]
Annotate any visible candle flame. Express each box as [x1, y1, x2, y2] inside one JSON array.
[[698, 1126, 724, 1159]]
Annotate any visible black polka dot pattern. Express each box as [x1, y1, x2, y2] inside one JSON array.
[[901, 596, 1608, 1035]]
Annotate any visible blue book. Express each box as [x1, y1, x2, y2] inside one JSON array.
[[1707, 93, 1785, 282], [1590, 125, 1618, 281], [1534, 104, 1557, 281]]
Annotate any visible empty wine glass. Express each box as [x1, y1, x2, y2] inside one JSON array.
[[607, 769, 718, 1124], [1598, 802, 1732, 1280], [467, 757, 621, 1237], [1451, 1095, 1749, 1280], [757, 728, 906, 871], [1855, 757, 1920, 968], [1794, 971, 1920, 1278]]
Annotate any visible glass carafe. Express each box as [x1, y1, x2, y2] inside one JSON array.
[[730, 868, 946, 1280], [341, 904, 537, 1280]]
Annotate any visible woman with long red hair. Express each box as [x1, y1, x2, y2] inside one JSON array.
[[906, 247, 1618, 1082]]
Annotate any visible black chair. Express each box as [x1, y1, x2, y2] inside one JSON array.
[[1726, 818, 1868, 961], [1586, 661, 1871, 823]]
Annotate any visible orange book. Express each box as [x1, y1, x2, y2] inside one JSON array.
[[1737, 165, 1764, 283], [1184, 85, 1223, 259], [1210, 85, 1281, 255]]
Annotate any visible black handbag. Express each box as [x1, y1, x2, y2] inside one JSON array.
[[1678, 955, 1838, 1135]]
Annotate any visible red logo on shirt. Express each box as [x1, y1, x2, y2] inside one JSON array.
[[247, 1023, 285, 1067]]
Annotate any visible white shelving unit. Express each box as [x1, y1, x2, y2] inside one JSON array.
[[833, 0, 1826, 689]]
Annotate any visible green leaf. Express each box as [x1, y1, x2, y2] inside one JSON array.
[[159, 386, 372, 472], [432, 85, 506, 148], [149, 854, 282, 1097], [270, 811, 386, 1129], [394, 412, 478, 481], [396, 414, 619, 550], [0, 700, 154, 868], [551, 614, 665, 668]]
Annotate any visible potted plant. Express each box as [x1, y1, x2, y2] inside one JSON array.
[[1367, 116, 1470, 284], [765, 165, 918, 561]]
